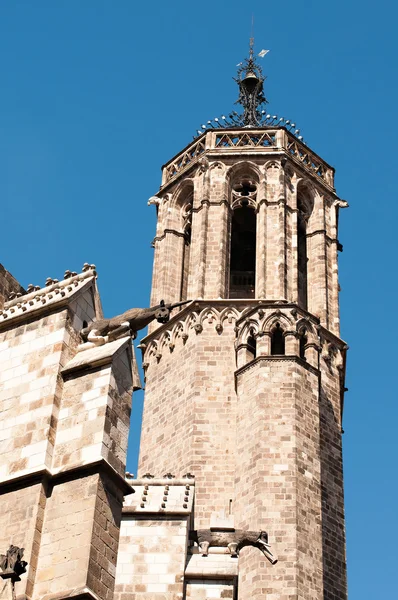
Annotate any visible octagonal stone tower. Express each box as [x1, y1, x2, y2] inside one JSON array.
[[131, 48, 348, 600]]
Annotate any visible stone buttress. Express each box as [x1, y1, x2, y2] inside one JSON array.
[[0, 266, 138, 600]]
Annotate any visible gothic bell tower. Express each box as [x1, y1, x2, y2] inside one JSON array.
[[135, 45, 348, 600]]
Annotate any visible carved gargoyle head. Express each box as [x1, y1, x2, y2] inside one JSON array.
[[154, 300, 171, 324]]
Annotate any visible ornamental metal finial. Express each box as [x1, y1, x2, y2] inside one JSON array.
[[234, 38, 268, 127]]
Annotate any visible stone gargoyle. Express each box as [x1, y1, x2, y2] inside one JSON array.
[[79, 299, 191, 349], [0, 545, 28, 577], [190, 529, 278, 564]]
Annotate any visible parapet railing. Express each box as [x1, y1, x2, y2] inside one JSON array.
[[161, 129, 334, 189]]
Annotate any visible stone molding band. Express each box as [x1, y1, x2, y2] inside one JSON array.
[[235, 354, 320, 379], [0, 458, 133, 497]]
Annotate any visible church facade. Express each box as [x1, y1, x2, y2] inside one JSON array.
[[0, 48, 348, 600]]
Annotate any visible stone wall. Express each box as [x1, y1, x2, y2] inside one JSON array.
[[115, 516, 188, 598], [0, 268, 135, 600], [139, 311, 239, 529], [234, 357, 323, 600], [318, 343, 347, 600], [0, 483, 45, 598], [115, 480, 193, 599], [139, 300, 347, 599], [185, 579, 235, 599]]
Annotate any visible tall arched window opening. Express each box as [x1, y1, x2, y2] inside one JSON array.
[[180, 197, 192, 301], [297, 191, 311, 311], [271, 323, 285, 355], [229, 203, 256, 298], [247, 330, 257, 359]]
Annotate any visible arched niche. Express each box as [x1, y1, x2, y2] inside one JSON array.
[[172, 181, 194, 302], [270, 322, 286, 355], [296, 182, 314, 311]]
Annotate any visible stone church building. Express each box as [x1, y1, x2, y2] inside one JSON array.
[[0, 46, 348, 600]]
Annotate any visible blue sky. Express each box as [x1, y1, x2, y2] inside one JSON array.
[[0, 1, 397, 597]]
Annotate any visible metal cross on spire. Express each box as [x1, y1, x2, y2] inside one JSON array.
[[249, 32, 254, 59], [249, 13, 255, 59]]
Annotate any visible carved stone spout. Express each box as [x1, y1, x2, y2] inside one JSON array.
[[78, 299, 191, 351], [190, 529, 278, 564]]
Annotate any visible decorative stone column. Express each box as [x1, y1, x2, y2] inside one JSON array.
[[236, 344, 255, 368], [189, 200, 209, 299], [290, 181, 299, 305], [305, 341, 320, 369], [255, 175, 267, 298], [265, 162, 286, 300], [307, 191, 328, 326], [256, 331, 270, 356], [217, 201, 230, 299], [285, 330, 298, 355], [158, 230, 186, 304]]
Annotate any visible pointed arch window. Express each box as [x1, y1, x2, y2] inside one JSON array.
[[227, 171, 258, 299], [229, 204, 256, 298], [271, 323, 285, 355]]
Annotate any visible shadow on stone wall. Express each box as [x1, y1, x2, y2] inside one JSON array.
[[319, 382, 347, 600]]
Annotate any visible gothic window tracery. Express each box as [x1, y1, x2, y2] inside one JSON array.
[[231, 179, 257, 210], [181, 200, 193, 243], [229, 176, 258, 299]]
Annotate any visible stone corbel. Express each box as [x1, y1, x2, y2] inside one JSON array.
[[197, 156, 209, 173]]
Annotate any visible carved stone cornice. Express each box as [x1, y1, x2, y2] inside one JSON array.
[[235, 354, 320, 379], [0, 458, 133, 497]]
